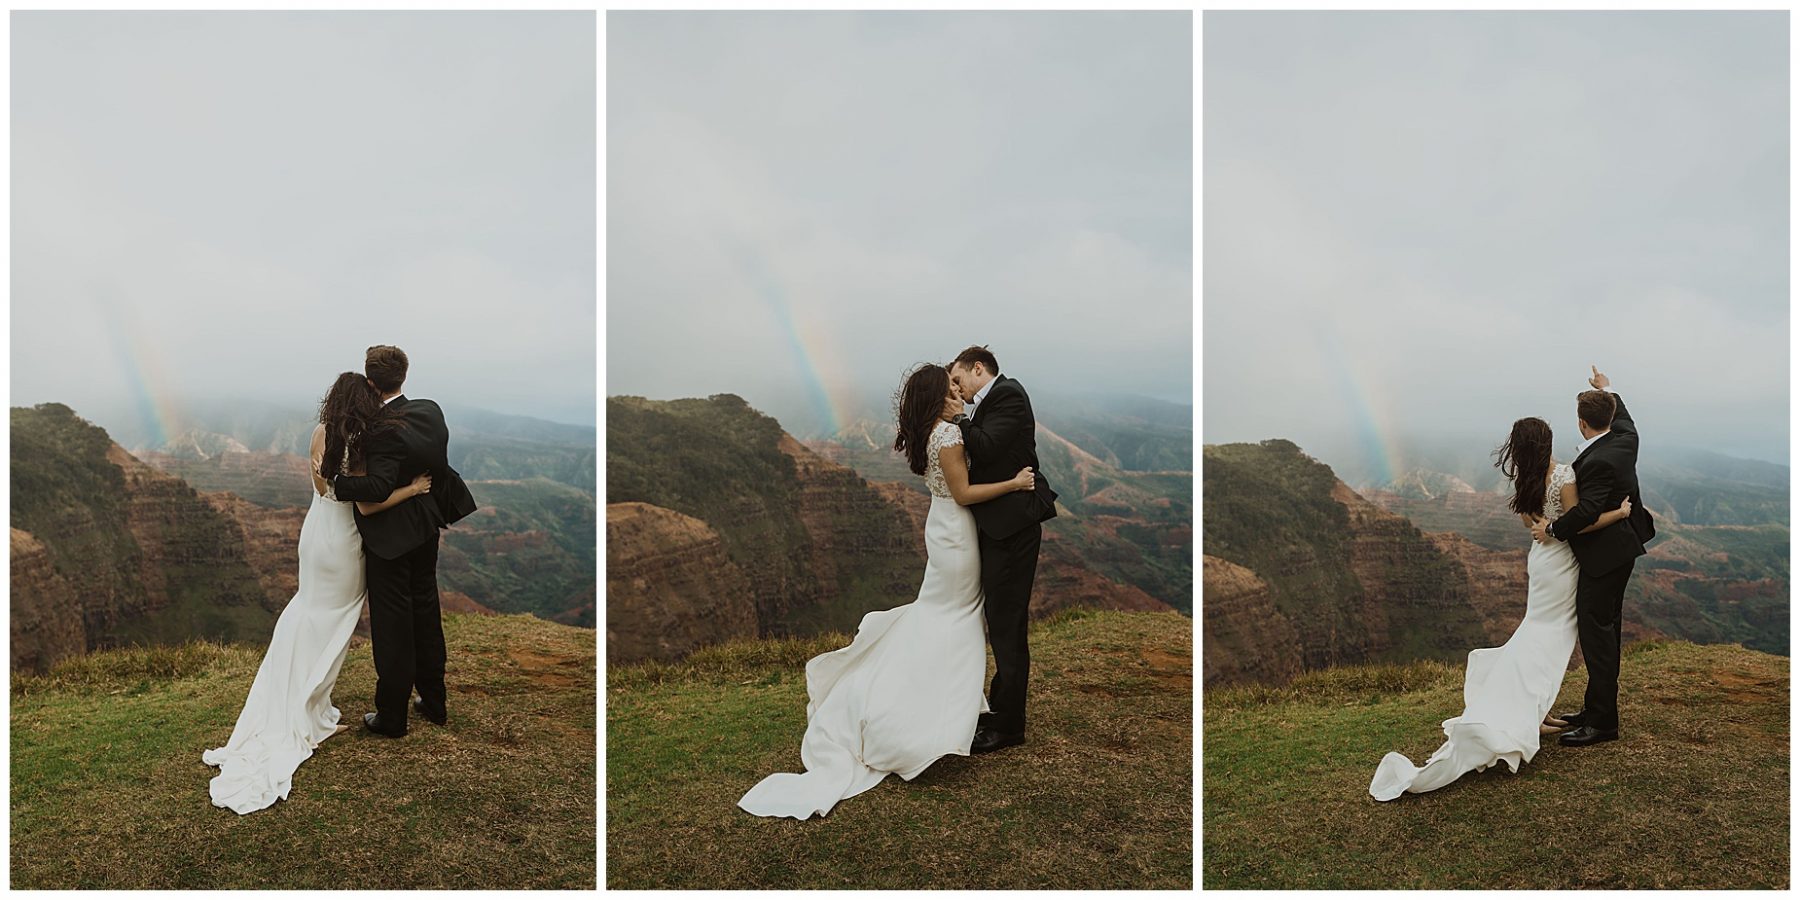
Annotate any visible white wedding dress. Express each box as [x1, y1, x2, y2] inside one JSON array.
[[202, 448, 366, 814], [738, 420, 990, 819], [1369, 462, 1581, 801]]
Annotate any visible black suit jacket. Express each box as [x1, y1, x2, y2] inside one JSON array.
[[1549, 391, 1655, 575], [332, 396, 478, 560], [954, 375, 1058, 540]]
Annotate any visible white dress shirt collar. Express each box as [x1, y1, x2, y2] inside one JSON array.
[[968, 374, 999, 415], [1577, 429, 1609, 457]]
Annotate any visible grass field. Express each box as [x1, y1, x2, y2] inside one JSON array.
[[606, 608, 1193, 889], [11, 613, 596, 889], [1204, 640, 1789, 889]]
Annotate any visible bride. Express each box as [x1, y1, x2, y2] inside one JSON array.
[[202, 372, 431, 814], [1369, 416, 1632, 801], [737, 363, 1036, 819]]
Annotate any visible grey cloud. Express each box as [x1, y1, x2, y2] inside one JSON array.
[[607, 11, 1192, 435], [12, 11, 596, 428], [1204, 11, 1788, 465]]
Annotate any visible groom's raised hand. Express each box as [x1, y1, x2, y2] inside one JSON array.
[[1588, 365, 1610, 391]]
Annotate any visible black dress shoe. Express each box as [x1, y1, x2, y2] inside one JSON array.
[[1555, 710, 1588, 729], [971, 728, 1025, 754], [413, 698, 447, 726], [1557, 724, 1618, 747], [362, 712, 405, 738]]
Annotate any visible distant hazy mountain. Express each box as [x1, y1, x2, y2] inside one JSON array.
[[1029, 391, 1192, 472], [91, 397, 596, 493], [819, 389, 1191, 473], [1306, 431, 1788, 529]]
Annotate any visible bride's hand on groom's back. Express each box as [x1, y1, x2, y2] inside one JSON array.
[[1012, 467, 1034, 492]]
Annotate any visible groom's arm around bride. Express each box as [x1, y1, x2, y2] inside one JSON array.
[[334, 396, 478, 558]]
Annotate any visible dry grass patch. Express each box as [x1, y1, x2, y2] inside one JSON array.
[[1203, 640, 1788, 889], [606, 608, 1193, 889], [12, 613, 596, 889]]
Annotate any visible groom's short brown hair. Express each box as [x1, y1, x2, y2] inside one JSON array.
[[1577, 390, 1616, 431], [365, 345, 408, 394], [951, 345, 998, 376]]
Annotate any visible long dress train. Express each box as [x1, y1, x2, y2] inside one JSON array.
[[202, 479, 366, 814], [738, 420, 990, 819], [1369, 463, 1581, 800]]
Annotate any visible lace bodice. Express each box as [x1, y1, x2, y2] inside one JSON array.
[[924, 421, 964, 499], [1543, 462, 1575, 521], [316, 441, 352, 503]]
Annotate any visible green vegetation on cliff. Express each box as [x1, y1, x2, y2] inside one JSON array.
[[606, 394, 921, 637], [442, 477, 598, 626], [1203, 440, 1487, 669], [1204, 640, 1788, 889], [1203, 440, 1359, 599], [1034, 432, 1192, 612], [11, 613, 595, 889], [607, 609, 1192, 889], [11, 405, 142, 623], [11, 404, 272, 652]]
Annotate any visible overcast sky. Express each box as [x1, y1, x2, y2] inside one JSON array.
[[12, 12, 596, 430], [1204, 12, 1788, 468], [607, 12, 1192, 436]]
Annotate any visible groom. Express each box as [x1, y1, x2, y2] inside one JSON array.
[[948, 345, 1059, 754], [332, 345, 477, 737], [1530, 366, 1655, 747]]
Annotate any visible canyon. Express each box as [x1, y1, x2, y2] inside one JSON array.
[[1202, 439, 1783, 688], [604, 394, 1177, 664], [10, 403, 567, 672]]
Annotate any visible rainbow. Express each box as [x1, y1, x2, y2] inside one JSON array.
[[1314, 326, 1406, 487], [723, 239, 858, 434], [101, 293, 183, 449]]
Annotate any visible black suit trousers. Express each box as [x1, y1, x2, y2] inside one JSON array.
[[979, 523, 1041, 734], [367, 533, 447, 730], [1577, 558, 1634, 731]]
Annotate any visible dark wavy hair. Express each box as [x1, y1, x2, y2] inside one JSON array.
[[1494, 416, 1555, 517], [318, 372, 385, 478], [893, 363, 951, 476]]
